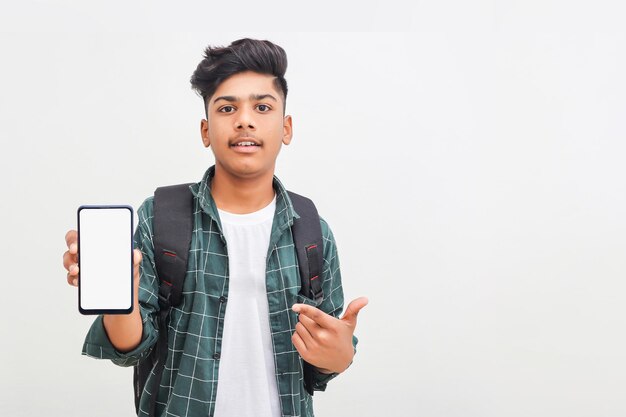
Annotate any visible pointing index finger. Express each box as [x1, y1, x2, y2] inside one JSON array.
[[292, 304, 333, 328]]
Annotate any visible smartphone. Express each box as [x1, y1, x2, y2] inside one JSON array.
[[77, 205, 134, 315]]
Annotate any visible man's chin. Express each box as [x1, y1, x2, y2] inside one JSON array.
[[217, 160, 273, 180]]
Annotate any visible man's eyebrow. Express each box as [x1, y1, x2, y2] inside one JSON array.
[[213, 93, 278, 104]]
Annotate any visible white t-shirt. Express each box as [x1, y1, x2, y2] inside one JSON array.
[[213, 192, 281, 417]]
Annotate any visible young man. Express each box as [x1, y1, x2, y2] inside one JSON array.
[[62, 38, 367, 417]]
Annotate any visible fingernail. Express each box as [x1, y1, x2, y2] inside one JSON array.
[[292, 305, 300, 312], [70, 244, 77, 253], [72, 278, 78, 286]]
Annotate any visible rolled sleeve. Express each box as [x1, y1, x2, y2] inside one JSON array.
[[81, 313, 158, 367]]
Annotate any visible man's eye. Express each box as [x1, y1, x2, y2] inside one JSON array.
[[219, 106, 235, 113], [257, 104, 271, 112]]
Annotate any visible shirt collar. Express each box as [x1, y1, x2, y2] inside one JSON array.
[[189, 164, 299, 231]]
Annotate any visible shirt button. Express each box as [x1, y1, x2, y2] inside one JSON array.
[[213, 353, 221, 360], [219, 296, 227, 303]]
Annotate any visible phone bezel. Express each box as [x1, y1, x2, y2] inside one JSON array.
[[77, 205, 134, 315]]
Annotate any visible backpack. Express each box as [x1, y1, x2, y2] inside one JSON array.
[[133, 183, 325, 416]]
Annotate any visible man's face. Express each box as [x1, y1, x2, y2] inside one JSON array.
[[201, 70, 292, 179]]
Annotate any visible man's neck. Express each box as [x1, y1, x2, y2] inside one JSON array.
[[210, 164, 276, 214]]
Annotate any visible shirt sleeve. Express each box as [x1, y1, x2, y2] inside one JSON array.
[[306, 216, 360, 392], [81, 197, 161, 367]]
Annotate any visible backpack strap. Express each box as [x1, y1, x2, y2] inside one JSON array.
[[153, 183, 195, 307], [134, 183, 194, 417], [287, 191, 324, 306], [287, 191, 325, 397]]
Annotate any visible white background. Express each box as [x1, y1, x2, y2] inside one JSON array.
[[1, 2, 626, 416]]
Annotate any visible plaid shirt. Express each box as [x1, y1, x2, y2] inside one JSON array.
[[82, 164, 358, 417]]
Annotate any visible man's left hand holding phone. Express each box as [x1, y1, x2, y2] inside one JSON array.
[[63, 205, 145, 353]]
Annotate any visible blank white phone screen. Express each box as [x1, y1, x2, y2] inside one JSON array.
[[79, 207, 133, 311]]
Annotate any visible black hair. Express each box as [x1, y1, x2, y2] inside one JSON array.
[[190, 38, 288, 117]]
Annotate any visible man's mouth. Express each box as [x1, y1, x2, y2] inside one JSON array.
[[231, 136, 261, 147], [230, 138, 261, 153], [231, 141, 260, 147]]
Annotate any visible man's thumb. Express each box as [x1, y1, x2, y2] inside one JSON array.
[[341, 297, 369, 325], [133, 250, 143, 284], [134, 249, 143, 266]]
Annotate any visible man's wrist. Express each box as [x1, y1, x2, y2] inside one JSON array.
[[314, 366, 337, 375]]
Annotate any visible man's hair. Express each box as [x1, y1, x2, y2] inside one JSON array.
[[190, 38, 288, 117]]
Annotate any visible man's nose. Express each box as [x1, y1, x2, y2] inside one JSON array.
[[235, 107, 255, 130]]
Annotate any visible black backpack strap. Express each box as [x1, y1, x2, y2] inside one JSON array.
[[153, 183, 195, 307], [287, 191, 325, 397], [134, 183, 194, 417], [287, 191, 324, 306]]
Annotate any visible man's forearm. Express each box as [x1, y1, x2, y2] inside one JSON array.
[[102, 301, 143, 353]]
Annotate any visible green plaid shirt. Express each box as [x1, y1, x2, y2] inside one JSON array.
[[82, 164, 358, 417]]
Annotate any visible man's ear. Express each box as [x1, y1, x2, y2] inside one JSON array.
[[201, 119, 210, 147], [282, 115, 293, 146]]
